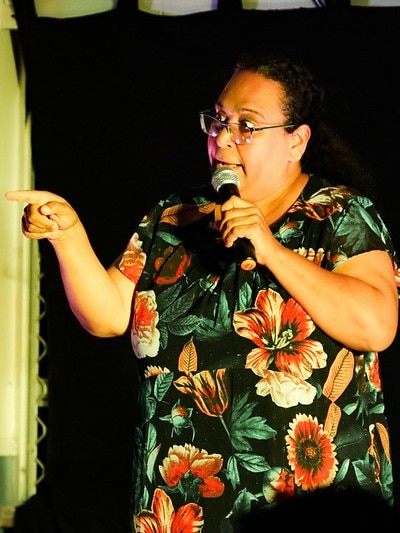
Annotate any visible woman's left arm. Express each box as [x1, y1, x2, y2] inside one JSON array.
[[267, 245, 399, 352]]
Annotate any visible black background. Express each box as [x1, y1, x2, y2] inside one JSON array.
[[10, 2, 400, 531]]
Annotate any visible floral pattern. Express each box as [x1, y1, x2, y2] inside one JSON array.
[[117, 175, 400, 532]]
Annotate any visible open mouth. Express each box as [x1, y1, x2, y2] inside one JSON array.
[[214, 162, 242, 171]]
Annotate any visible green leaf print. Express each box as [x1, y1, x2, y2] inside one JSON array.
[[232, 488, 259, 516], [229, 392, 277, 452], [226, 455, 241, 490], [334, 198, 388, 256], [169, 314, 205, 336], [234, 453, 271, 473], [154, 372, 174, 402]]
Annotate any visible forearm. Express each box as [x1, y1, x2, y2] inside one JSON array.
[[50, 221, 130, 337], [262, 241, 398, 352], [4, 189, 133, 336]]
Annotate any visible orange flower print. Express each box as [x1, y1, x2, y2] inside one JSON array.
[[293, 246, 325, 266], [131, 290, 160, 359], [118, 232, 146, 284], [277, 221, 302, 242], [285, 413, 338, 491], [365, 352, 382, 392], [255, 369, 316, 408], [289, 186, 350, 220], [144, 365, 171, 379], [154, 244, 192, 285], [329, 253, 348, 269], [160, 400, 195, 440], [262, 467, 295, 503], [134, 487, 204, 533], [174, 369, 229, 418], [159, 443, 225, 501], [233, 289, 327, 380]]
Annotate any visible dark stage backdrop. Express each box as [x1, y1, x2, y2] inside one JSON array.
[[10, 2, 400, 532]]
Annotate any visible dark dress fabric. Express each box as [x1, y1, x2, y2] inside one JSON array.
[[116, 174, 399, 532]]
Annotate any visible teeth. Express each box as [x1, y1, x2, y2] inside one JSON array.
[[216, 163, 239, 169]]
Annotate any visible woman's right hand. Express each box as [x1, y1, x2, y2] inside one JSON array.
[[5, 189, 79, 241]]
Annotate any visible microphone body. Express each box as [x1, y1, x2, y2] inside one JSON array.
[[211, 167, 257, 271]]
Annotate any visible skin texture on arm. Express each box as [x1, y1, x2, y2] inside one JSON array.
[[5, 190, 134, 337]]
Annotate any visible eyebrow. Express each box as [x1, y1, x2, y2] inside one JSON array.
[[215, 102, 265, 119]]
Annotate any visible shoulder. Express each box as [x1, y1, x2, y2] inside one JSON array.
[[162, 183, 216, 207], [142, 184, 217, 229], [303, 174, 374, 213], [305, 174, 361, 200]]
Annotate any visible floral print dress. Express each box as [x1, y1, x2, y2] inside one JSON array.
[[116, 174, 399, 532]]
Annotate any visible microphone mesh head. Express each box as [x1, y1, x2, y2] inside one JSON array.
[[211, 166, 240, 192]]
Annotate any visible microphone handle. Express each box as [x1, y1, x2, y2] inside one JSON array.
[[216, 184, 257, 271], [234, 238, 257, 271], [217, 183, 240, 203]]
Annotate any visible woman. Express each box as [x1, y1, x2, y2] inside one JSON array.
[[6, 54, 399, 532]]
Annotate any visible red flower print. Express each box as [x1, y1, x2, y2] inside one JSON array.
[[233, 289, 327, 380], [285, 413, 338, 491], [118, 232, 146, 284], [131, 290, 160, 359], [134, 487, 204, 532], [365, 352, 382, 392], [262, 467, 295, 503], [154, 244, 191, 285], [159, 443, 224, 501]]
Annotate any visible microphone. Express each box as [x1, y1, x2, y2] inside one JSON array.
[[211, 166, 257, 271]]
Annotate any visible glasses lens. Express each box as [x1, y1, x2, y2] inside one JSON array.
[[236, 124, 252, 144], [200, 113, 221, 137], [199, 112, 251, 145]]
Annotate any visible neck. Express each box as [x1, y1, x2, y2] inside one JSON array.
[[260, 172, 309, 226]]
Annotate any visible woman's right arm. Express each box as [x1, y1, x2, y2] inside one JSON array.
[[5, 190, 135, 337]]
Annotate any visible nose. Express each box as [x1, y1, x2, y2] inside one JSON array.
[[215, 124, 234, 147]]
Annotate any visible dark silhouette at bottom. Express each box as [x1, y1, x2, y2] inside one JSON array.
[[234, 487, 396, 531]]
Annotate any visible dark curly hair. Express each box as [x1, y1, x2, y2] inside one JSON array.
[[232, 53, 377, 200]]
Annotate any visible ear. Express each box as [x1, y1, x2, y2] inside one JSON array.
[[288, 124, 311, 162]]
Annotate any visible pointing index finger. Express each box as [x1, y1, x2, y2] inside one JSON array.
[[4, 190, 63, 205]]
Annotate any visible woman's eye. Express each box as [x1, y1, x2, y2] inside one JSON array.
[[215, 112, 227, 122], [239, 120, 254, 131]]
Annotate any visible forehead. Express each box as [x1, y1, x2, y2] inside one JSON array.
[[218, 70, 284, 116]]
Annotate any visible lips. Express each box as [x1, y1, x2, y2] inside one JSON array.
[[214, 162, 242, 171]]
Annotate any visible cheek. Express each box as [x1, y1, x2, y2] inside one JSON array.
[[207, 138, 216, 163], [256, 139, 289, 165]]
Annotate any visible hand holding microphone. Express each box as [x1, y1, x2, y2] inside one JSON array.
[[211, 166, 257, 271]]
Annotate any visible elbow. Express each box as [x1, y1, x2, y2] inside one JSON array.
[[364, 296, 399, 352], [374, 330, 398, 353], [76, 316, 129, 338], [80, 324, 118, 338], [365, 320, 399, 353]]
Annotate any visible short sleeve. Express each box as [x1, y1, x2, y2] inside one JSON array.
[[326, 195, 398, 270]]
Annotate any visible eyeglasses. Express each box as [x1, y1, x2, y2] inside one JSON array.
[[199, 110, 296, 145]]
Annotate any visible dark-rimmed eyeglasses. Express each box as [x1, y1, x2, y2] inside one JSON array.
[[199, 110, 296, 145]]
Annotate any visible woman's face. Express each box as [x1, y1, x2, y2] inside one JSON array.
[[207, 70, 304, 204]]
